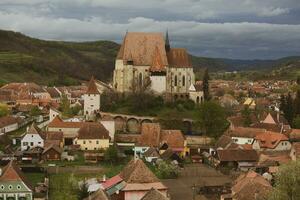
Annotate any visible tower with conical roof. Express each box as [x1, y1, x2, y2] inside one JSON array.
[[165, 30, 170, 52], [83, 76, 101, 120]]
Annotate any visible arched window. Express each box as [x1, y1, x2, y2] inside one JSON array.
[[139, 73, 143, 86], [182, 75, 185, 86], [174, 75, 178, 86]]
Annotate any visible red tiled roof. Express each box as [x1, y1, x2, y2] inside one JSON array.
[[0, 161, 33, 190], [255, 131, 288, 149], [48, 116, 84, 128], [117, 32, 168, 66], [217, 149, 258, 162], [150, 46, 166, 72], [102, 175, 123, 190], [119, 159, 159, 184], [77, 123, 110, 140], [86, 77, 100, 94], [160, 130, 185, 149], [167, 48, 192, 68], [0, 116, 18, 128]]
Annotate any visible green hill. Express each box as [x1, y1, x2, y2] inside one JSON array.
[[0, 29, 299, 85], [0, 30, 120, 86]]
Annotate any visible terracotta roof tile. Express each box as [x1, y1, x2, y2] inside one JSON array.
[[141, 188, 169, 200], [217, 149, 258, 162], [77, 123, 110, 140], [167, 48, 192, 68], [119, 159, 159, 184], [86, 77, 100, 94], [150, 46, 166, 72], [255, 131, 288, 149], [0, 161, 33, 190], [0, 116, 19, 128], [117, 32, 168, 66]]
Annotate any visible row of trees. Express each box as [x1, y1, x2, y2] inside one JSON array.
[[280, 77, 300, 128]]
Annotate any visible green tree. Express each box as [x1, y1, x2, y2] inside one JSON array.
[[294, 89, 300, 116], [59, 94, 72, 117], [285, 93, 295, 125], [0, 103, 9, 117], [30, 106, 41, 116], [279, 94, 286, 113], [268, 161, 300, 200], [293, 117, 300, 129], [104, 145, 118, 164], [196, 101, 228, 138], [156, 161, 180, 179], [202, 68, 210, 101], [78, 181, 89, 200], [241, 105, 252, 127]]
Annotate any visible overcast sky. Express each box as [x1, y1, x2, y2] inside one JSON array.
[[0, 0, 300, 59]]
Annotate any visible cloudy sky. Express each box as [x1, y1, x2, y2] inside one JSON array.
[[0, 0, 300, 59]]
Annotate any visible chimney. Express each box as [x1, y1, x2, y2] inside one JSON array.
[[102, 174, 106, 182], [26, 126, 29, 132], [277, 112, 280, 124], [0, 168, 2, 176]]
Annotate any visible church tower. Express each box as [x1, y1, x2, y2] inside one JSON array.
[[83, 77, 101, 120], [165, 30, 171, 52]]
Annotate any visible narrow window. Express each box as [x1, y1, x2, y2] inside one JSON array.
[[182, 75, 185, 86], [174, 75, 178, 86]]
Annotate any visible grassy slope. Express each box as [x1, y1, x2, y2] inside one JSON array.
[[0, 30, 120, 85], [0, 29, 299, 85]]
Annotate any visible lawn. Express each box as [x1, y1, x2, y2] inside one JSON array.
[[48, 160, 128, 200], [24, 172, 45, 186]]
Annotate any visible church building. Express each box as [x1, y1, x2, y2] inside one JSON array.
[[113, 32, 195, 100]]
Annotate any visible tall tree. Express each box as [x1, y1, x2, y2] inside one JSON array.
[[279, 94, 286, 113], [285, 93, 294, 125], [196, 101, 228, 138], [202, 68, 210, 101], [0, 103, 9, 117], [241, 105, 252, 127], [268, 160, 300, 200]]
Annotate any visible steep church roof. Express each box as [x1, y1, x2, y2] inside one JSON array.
[[116, 32, 168, 66], [150, 46, 167, 73], [86, 77, 100, 94], [167, 48, 192, 68]]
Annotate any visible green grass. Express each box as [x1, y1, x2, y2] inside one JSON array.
[[24, 172, 45, 187], [48, 160, 128, 200]]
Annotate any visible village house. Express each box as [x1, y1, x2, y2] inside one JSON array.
[[243, 98, 256, 109], [41, 144, 63, 161], [252, 131, 291, 151], [83, 188, 110, 200], [74, 123, 110, 151], [0, 116, 20, 134], [0, 161, 33, 200], [102, 158, 168, 200], [134, 123, 187, 158], [21, 123, 44, 151], [227, 127, 266, 145], [215, 149, 258, 171], [49, 107, 61, 123], [113, 32, 195, 101], [221, 171, 272, 200]]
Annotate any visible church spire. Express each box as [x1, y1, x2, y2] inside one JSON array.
[[165, 30, 170, 52]]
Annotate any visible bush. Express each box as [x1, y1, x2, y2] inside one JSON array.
[[156, 161, 180, 179]]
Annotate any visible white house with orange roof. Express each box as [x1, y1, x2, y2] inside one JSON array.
[[252, 131, 291, 151]]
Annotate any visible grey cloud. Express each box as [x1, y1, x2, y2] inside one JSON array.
[[0, 0, 299, 59]]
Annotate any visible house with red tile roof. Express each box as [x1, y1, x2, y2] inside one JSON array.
[[102, 159, 168, 200], [74, 122, 110, 151], [0, 116, 20, 134], [0, 161, 33, 200], [221, 171, 271, 200], [134, 123, 188, 158], [253, 131, 291, 151]]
